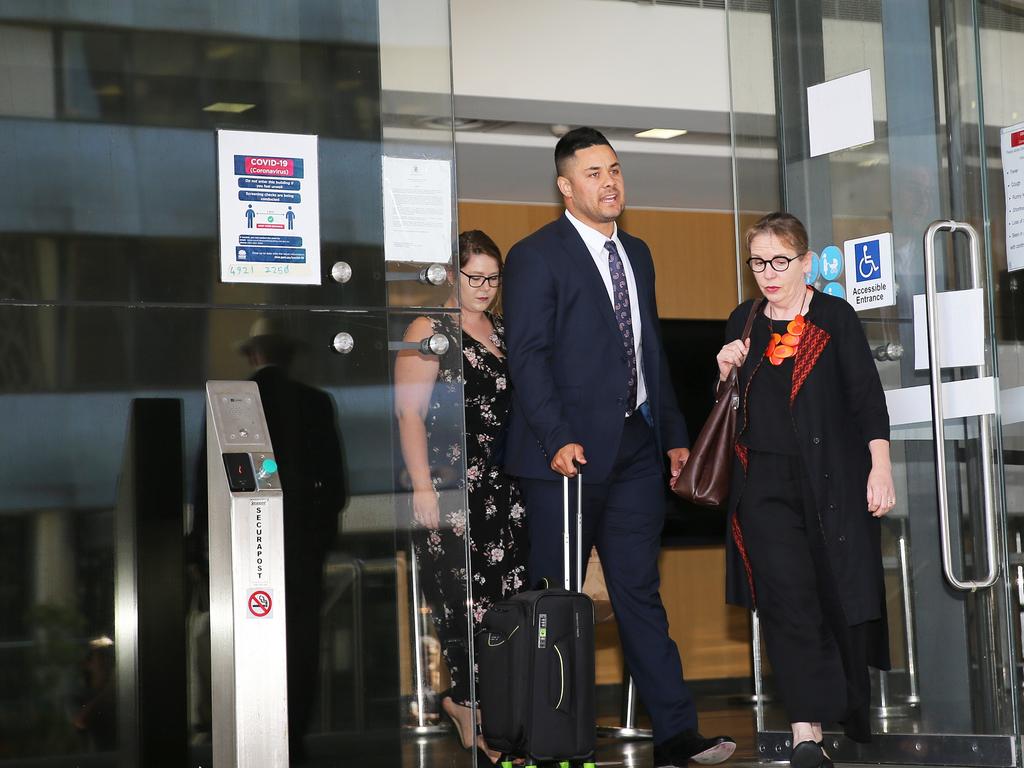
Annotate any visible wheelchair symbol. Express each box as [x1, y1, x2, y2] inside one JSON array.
[[858, 246, 877, 278], [855, 240, 881, 282]]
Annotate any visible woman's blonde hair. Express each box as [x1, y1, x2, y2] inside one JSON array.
[[744, 212, 809, 255]]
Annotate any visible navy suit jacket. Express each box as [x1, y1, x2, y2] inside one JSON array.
[[502, 215, 689, 482]]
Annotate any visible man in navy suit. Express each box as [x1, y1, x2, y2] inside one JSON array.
[[503, 128, 735, 767]]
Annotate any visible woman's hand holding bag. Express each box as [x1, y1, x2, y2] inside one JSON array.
[[672, 299, 763, 507]]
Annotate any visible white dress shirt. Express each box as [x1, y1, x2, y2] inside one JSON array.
[[564, 210, 648, 411]]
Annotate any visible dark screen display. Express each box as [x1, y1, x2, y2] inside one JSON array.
[[222, 453, 256, 493]]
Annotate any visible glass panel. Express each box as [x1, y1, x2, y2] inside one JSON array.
[[726, 3, 780, 298], [728, 0, 1019, 754], [377, 3, 479, 760], [0, 304, 404, 760], [979, 0, 1024, 735], [0, 1, 470, 767], [0, 15, 385, 309]]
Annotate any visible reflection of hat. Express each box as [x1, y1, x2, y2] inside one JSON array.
[[235, 316, 298, 356]]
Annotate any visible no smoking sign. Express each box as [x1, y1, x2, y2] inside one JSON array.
[[247, 589, 274, 619]]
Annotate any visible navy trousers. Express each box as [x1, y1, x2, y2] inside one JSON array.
[[517, 412, 696, 743]]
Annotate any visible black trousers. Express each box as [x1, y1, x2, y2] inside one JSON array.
[[740, 450, 873, 741]]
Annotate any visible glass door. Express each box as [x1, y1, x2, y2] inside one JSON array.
[[728, 1, 1022, 764], [0, 1, 469, 766]]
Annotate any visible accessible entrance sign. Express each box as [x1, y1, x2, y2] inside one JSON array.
[[217, 129, 321, 285], [843, 232, 895, 311]]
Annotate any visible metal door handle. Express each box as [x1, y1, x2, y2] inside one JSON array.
[[922, 219, 997, 590], [389, 333, 450, 356]]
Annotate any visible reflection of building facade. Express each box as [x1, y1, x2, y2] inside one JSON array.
[[4, 0, 1024, 765]]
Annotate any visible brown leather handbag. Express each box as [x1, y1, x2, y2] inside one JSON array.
[[672, 299, 763, 507]]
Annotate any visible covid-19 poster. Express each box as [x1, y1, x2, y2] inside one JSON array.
[[217, 129, 321, 285]]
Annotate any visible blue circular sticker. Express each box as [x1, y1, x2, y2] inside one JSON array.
[[805, 251, 820, 285], [820, 245, 843, 281], [823, 281, 845, 299]]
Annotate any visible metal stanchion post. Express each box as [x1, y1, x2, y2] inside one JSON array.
[[871, 529, 917, 717], [596, 672, 652, 740], [753, 610, 765, 733], [729, 609, 771, 708], [898, 534, 920, 705], [407, 545, 447, 735]]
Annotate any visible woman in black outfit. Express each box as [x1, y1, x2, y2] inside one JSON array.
[[395, 230, 527, 765], [716, 213, 895, 768]]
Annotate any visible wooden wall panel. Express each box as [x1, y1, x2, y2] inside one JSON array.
[[595, 546, 752, 684], [620, 208, 738, 320], [458, 202, 740, 320]]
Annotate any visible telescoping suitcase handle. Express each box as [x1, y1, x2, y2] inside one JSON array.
[[562, 464, 584, 592]]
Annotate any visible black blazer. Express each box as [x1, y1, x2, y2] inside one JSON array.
[[502, 215, 689, 482], [251, 365, 347, 558], [724, 290, 890, 630]]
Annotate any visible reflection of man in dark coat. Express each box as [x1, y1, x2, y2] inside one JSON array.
[[191, 318, 347, 761], [239, 320, 348, 761]]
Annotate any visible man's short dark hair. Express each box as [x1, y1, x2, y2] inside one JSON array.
[[554, 127, 613, 176]]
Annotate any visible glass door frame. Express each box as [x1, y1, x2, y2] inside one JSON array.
[[735, 1, 1022, 764]]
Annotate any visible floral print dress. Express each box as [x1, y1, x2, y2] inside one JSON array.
[[414, 312, 527, 705]]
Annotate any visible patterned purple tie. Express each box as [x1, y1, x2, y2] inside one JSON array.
[[604, 240, 637, 414]]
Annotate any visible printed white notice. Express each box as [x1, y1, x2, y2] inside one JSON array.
[[843, 232, 894, 311], [383, 156, 452, 263], [912, 288, 985, 370], [217, 129, 321, 285], [807, 70, 875, 158], [1001, 121, 1024, 272]]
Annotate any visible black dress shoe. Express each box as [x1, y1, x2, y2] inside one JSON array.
[[816, 741, 834, 768], [653, 729, 737, 767], [790, 740, 827, 768]]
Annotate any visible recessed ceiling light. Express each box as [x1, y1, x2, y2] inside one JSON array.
[[634, 128, 688, 139], [416, 116, 489, 131], [203, 102, 255, 114]]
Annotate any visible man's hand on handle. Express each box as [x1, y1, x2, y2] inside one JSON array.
[[551, 443, 587, 477], [667, 447, 690, 489]]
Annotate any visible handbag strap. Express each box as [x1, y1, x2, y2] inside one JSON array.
[[739, 297, 765, 343]]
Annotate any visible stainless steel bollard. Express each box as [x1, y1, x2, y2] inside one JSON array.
[[596, 673, 652, 740], [206, 381, 289, 767]]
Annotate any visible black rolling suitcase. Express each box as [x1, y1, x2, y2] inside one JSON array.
[[478, 470, 596, 768]]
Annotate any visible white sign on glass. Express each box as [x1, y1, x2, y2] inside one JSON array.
[[807, 69, 875, 158], [912, 288, 985, 370], [217, 129, 321, 285], [843, 232, 894, 311], [382, 156, 452, 263], [1001, 121, 1024, 272]]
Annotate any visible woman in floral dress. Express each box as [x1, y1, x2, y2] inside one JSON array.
[[395, 230, 527, 763]]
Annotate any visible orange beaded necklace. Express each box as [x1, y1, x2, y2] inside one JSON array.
[[765, 287, 811, 366]]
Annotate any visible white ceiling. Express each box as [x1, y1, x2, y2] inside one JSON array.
[[444, 0, 763, 211]]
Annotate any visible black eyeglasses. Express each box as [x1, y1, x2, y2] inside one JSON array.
[[746, 254, 803, 273], [460, 271, 501, 287]]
